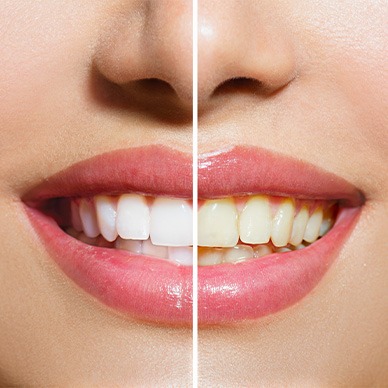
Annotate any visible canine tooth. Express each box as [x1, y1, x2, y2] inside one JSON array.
[[79, 199, 100, 238], [198, 199, 238, 247], [271, 198, 295, 247], [150, 198, 193, 246], [142, 239, 168, 259], [115, 237, 142, 254], [116, 194, 150, 240], [289, 205, 309, 246], [95, 195, 118, 242], [198, 248, 223, 266], [70, 201, 83, 232], [239, 195, 271, 244], [304, 207, 323, 243], [319, 207, 335, 237], [253, 244, 273, 258], [224, 245, 254, 264], [168, 247, 193, 266]]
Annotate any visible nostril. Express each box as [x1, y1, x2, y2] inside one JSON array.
[[130, 78, 177, 97], [212, 77, 264, 97]]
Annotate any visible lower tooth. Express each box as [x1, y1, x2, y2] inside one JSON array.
[[142, 239, 168, 259], [198, 248, 223, 266], [224, 245, 253, 263], [168, 247, 193, 265], [253, 244, 273, 258], [115, 237, 142, 254]]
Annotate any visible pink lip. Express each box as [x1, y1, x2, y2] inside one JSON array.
[[24, 145, 363, 325]]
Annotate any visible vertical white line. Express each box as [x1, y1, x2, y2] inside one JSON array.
[[192, 0, 198, 385]]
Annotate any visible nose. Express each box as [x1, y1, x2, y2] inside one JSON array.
[[93, 0, 192, 108], [198, 1, 297, 107]]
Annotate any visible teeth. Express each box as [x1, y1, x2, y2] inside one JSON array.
[[69, 192, 337, 266], [289, 205, 309, 246], [168, 247, 193, 265], [79, 199, 100, 238], [116, 194, 150, 240], [224, 245, 254, 264], [142, 239, 168, 259], [198, 198, 239, 247], [150, 198, 193, 246], [271, 198, 295, 247], [239, 195, 271, 244], [95, 195, 118, 242], [304, 207, 323, 243]]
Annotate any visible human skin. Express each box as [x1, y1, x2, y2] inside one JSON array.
[[0, 1, 192, 386], [198, 0, 388, 386]]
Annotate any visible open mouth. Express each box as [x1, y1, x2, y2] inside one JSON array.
[[24, 146, 363, 325]]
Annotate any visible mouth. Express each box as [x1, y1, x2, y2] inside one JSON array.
[[23, 146, 363, 325]]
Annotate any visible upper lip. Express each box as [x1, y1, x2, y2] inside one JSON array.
[[23, 145, 363, 325]]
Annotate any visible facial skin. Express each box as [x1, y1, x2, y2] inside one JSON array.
[[198, 0, 388, 386], [0, 1, 387, 387], [0, 1, 192, 386]]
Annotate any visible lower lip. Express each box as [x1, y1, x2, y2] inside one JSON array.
[[25, 205, 360, 325]]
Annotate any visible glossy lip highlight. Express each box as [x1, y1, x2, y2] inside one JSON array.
[[24, 146, 363, 325]]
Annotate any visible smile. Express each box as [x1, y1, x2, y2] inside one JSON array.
[[23, 146, 363, 325]]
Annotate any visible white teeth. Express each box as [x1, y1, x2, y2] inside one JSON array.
[[198, 198, 239, 247], [239, 195, 271, 244], [79, 199, 100, 238], [142, 239, 168, 259], [115, 237, 142, 254], [150, 198, 193, 246], [116, 194, 150, 240], [95, 195, 118, 242], [271, 198, 295, 247], [224, 245, 254, 264], [289, 205, 309, 246], [168, 247, 193, 265], [304, 207, 323, 243]]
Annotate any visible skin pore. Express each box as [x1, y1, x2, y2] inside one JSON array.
[[198, 0, 387, 386], [0, 0, 386, 386]]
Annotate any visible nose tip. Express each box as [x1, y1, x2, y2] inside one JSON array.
[[93, 0, 193, 108], [198, 4, 297, 107]]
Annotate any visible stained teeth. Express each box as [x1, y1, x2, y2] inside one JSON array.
[[253, 244, 273, 258], [198, 248, 223, 266], [239, 195, 271, 244], [224, 245, 254, 264], [95, 195, 118, 242], [116, 194, 150, 240], [271, 198, 295, 247], [198, 198, 239, 247], [79, 199, 100, 238], [304, 207, 323, 243], [150, 198, 193, 246], [289, 205, 309, 246]]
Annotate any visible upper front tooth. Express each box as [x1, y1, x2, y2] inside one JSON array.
[[198, 198, 239, 247], [116, 194, 150, 240], [95, 195, 118, 242], [79, 199, 100, 238], [150, 198, 193, 246], [239, 195, 271, 244], [304, 207, 323, 243], [271, 198, 295, 247]]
